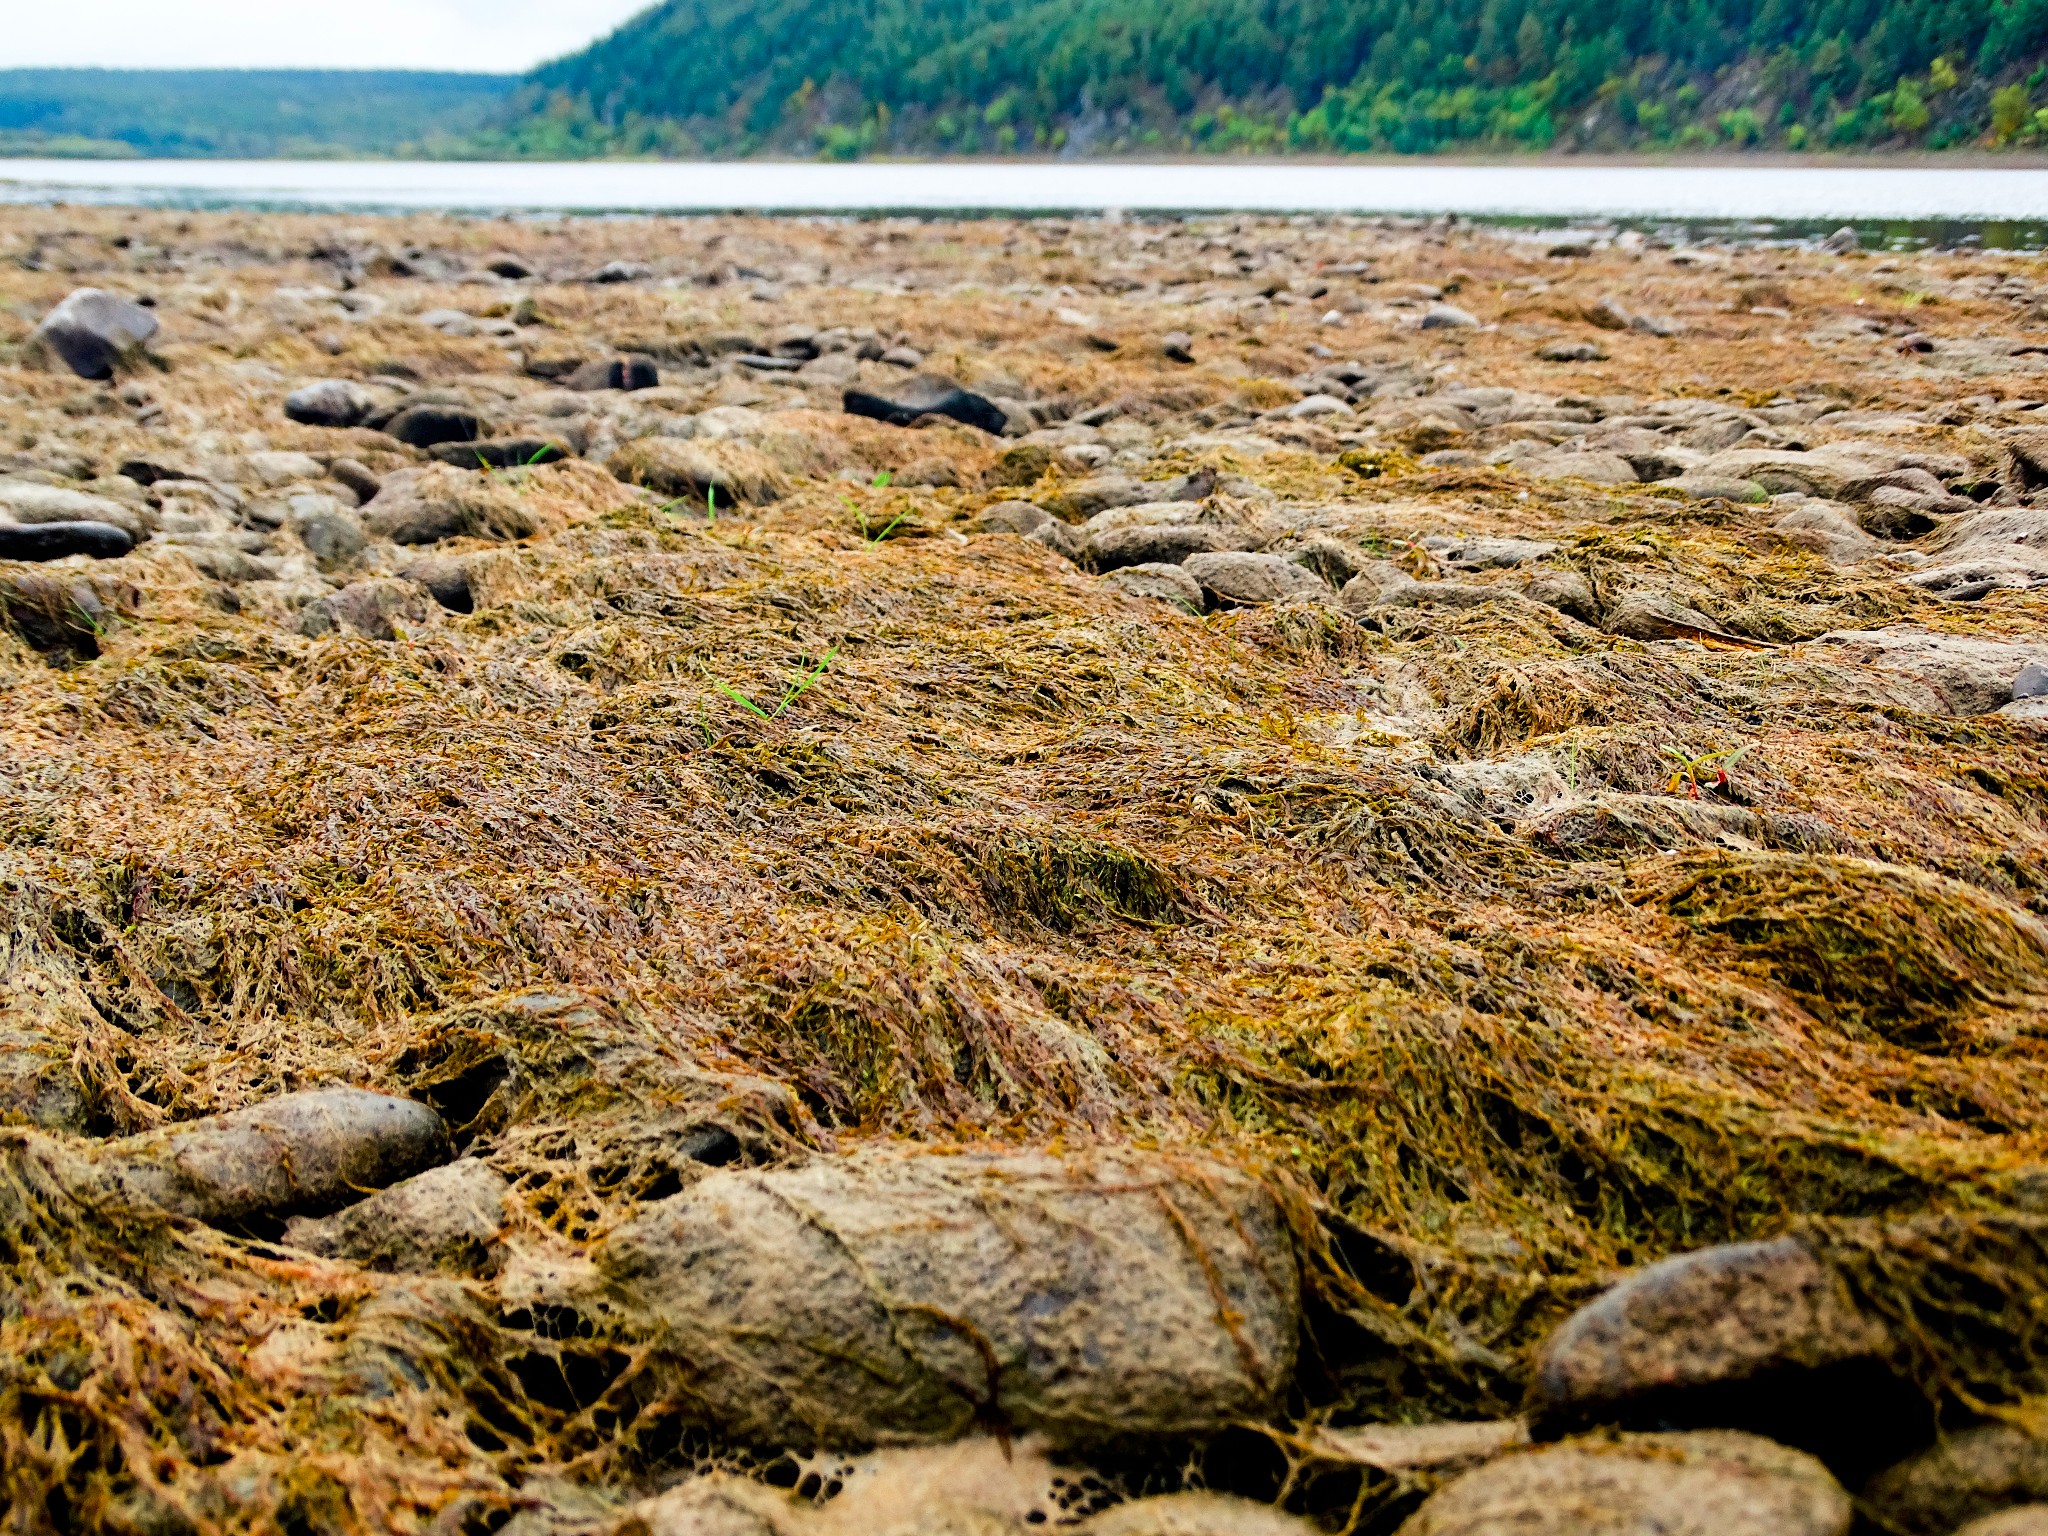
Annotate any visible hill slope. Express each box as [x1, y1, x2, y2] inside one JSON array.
[[498, 0, 2048, 156], [0, 70, 517, 158]]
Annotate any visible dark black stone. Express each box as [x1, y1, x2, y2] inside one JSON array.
[[843, 376, 1008, 435], [384, 405, 485, 450], [0, 521, 134, 561], [428, 439, 572, 470]]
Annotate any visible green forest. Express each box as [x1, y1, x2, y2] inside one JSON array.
[[0, 70, 516, 158], [497, 0, 2048, 157], [6, 0, 2048, 160]]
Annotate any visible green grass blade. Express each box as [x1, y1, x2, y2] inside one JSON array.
[[710, 676, 772, 720]]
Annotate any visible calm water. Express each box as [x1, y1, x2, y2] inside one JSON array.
[[3, 157, 2047, 237]]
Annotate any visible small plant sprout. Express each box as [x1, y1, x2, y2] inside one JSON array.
[[706, 482, 717, 526], [479, 441, 559, 490], [1662, 743, 1752, 800], [707, 645, 842, 722], [840, 484, 911, 547]]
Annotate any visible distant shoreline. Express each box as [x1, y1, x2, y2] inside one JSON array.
[[5, 151, 2048, 170]]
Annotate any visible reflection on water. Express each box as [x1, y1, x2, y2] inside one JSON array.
[[2, 158, 2046, 241]]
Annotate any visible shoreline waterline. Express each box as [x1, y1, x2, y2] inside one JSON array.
[[3, 157, 2048, 230]]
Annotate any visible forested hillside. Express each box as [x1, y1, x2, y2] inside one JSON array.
[[0, 71, 517, 158], [492, 0, 2048, 156]]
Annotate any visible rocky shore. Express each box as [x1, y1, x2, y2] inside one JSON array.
[[6, 204, 2048, 1535]]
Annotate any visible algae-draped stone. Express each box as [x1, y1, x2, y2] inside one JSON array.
[[597, 1148, 1300, 1449]]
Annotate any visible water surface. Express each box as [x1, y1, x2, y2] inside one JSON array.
[[3, 158, 2046, 237]]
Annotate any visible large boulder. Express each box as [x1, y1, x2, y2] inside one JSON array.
[[1810, 627, 2048, 715], [843, 375, 1009, 435], [595, 1148, 1300, 1450], [1527, 1235, 1923, 1472], [87, 1088, 449, 1224], [0, 481, 152, 542], [1531, 1237, 1891, 1428], [29, 288, 160, 380], [0, 522, 134, 562], [1182, 552, 1330, 607], [1397, 1431, 1851, 1536], [1091, 524, 1256, 571]]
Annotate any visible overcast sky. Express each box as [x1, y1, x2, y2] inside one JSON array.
[[3, 0, 656, 73]]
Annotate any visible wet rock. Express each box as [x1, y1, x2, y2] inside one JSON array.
[[89, 1087, 449, 1225], [613, 1475, 784, 1536], [595, 1147, 1299, 1450], [844, 375, 1009, 435], [1524, 569, 1600, 623], [1346, 572, 1523, 614], [894, 456, 966, 488], [1659, 473, 1769, 502], [1283, 535, 1374, 589], [284, 1158, 510, 1275], [1521, 792, 1840, 860], [1957, 1510, 2048, 1536], [0, 521, 134, 562], [1773, 503, 1882, 562], [972, 500, 1057, 537], [427, 438, 572, 470], [285, 379, 380, 429], [1398, 1431, 1851, 1536], [1539, 341, 1609, 362], [1105, 562, 1206, 614], [1182, 551, 1329, 608], [608, 439, 790, 506], [0, 573, 112, 660], [329, 457, 383, 503], [177, 544, 276, 584], [975, 503, 1084, 560], [1420, 304, 1480, 330], [0, 481, 151, 542], [289, 498, 366, 572], [1423, 535, 1558, 569], [1862, 1424, 2048, 1536], [362, 467, 540, 544], [1091, 524, 1256, 571], [1699, 450, 1872, 500], [1518, 450, 1639, 485], [565, 357, 661, 393], [1812, 627, 2048, 715], [1605, 593, 1758, 645], [1528, 1236, 1896, 1454], [29, 287, 160, 380], [299, 577, 436, 640], [1081, 1493, 1318, 1536], [384, 404, 487, 450], [397, 556, 474, 613]]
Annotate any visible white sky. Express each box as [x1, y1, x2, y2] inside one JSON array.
[[1, 1, 657, 73]]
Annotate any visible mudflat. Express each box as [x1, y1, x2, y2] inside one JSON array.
[[6, 206, 2048, 1536]]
